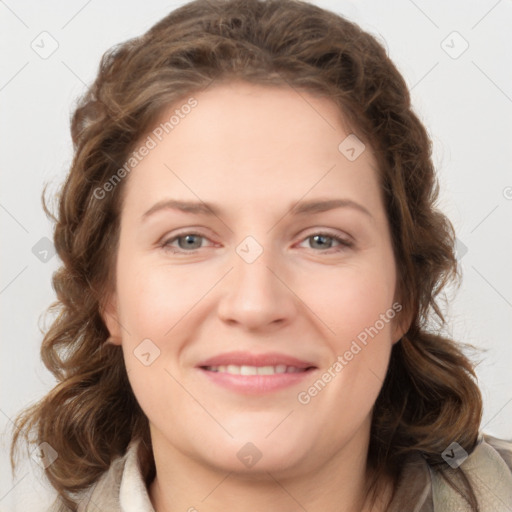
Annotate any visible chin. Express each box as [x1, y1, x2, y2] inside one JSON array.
[[197, 433, 311, 477]]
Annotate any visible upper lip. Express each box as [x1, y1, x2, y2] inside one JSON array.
[[197, 351, 317, 369]]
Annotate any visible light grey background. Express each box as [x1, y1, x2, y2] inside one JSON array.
[[1, 0, 511, 510]]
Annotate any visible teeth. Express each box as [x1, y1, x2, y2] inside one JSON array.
[[240, 365, 257, 376], [206, 364, 307, 375]]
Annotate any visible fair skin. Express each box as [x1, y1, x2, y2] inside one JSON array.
[[103, 81, 408, 512]]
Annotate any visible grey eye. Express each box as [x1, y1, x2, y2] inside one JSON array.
[[308, 234, 336, 250], [176, 234, 204, 250]]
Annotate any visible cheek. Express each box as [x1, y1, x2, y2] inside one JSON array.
[[115, 265, 186, 420], [296, 259, 398, 409], [293, 268, 397, 435], [116, 259, 199, 339], [297, 261, 396, 342]]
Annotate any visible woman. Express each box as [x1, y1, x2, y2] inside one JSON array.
[[10, 0, 512, 510]]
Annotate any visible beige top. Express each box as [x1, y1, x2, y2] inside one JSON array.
[[49, 433, 512, 511]]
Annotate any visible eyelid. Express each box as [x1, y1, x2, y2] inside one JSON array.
[[294, 231, 354, 252], [298, 227, 354, 244], [159, 229, 217, 251]]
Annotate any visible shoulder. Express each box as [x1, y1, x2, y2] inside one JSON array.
[[45, 438, 154, 512], [389, 433, 512, 512], [481, 432, 512, 470], [430, 433, 512, 511]]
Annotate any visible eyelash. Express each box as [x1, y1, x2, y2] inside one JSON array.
[[160, 231, 354, 255]]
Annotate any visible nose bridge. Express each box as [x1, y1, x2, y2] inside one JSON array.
[[229, 216, 278, 281], [232, 233, 281, 298], [216, 233, 294, 328]]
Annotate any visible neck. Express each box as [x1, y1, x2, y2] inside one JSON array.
[[147, 428, 392, 512]]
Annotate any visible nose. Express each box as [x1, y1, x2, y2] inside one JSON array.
[[216, 241, 297, 331]]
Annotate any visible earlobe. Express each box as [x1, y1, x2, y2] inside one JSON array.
[[391, 320, 407, 345], [100, 293, 123, 345], [392, 333, 403, 345], [391, 303, 413, 345]]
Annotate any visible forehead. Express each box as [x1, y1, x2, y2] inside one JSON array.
[[120, 81, 383, 219], [150, 80, 359, 160]]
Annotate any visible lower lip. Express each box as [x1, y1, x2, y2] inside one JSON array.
[[198, 368, 316, 394]]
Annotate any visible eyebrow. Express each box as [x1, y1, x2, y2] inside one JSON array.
[[141, 198, 373, 221]]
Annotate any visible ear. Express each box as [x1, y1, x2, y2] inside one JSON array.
[[390, 302, 413, 345], [100, 292, 123, 346]]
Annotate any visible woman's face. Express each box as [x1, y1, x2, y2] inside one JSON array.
[[104, 81, 406, 477]]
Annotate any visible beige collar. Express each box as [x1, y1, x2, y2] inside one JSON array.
[[78, 433, 512, 511]]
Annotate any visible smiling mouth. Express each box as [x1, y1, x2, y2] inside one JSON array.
[[201, 364, 316, 375], [198, 362, 317, 394]]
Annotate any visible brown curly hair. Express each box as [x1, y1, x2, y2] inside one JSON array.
[[11, 0, 483, 510]]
